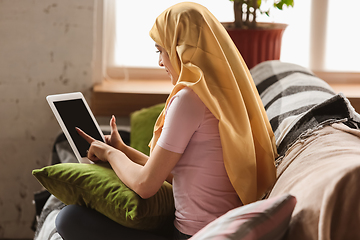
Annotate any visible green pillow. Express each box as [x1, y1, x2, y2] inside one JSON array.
[[32, 162, 175, 233], [130, 103, 165, 156]]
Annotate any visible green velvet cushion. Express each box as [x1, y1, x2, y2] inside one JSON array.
[[32, 162, 175, 232], [130, 103, 165, 156]]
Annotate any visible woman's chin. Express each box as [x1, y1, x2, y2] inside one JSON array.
[[167, 74, 175, 85]]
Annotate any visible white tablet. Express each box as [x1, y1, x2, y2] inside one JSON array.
[[46, 92, 105, 164]]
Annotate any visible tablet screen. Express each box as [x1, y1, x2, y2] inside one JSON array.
[[53, 99, 104, 157]]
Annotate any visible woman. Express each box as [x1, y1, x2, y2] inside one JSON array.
[[56, 2, 277, 240]]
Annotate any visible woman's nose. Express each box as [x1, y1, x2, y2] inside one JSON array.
[[158, 56, 164, 67]]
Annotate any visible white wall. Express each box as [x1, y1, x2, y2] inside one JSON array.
[[0, 0, 98, 238]]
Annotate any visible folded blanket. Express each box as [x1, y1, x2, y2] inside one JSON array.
[[250, 60, 360, 156], [277, 94, 360, 156], [251, 60, 336, 146]]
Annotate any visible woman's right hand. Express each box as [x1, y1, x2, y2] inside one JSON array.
[[104, 115, 126, 152]]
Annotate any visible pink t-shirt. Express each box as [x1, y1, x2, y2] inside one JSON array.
[[157, 87, 242, 235]]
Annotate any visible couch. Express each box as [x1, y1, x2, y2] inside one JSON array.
[[32, 60, 360, 240], [251, 60, 360, 240]]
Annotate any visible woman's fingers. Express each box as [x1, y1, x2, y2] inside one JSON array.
[[87, 140, 107, 162], [108, 115, 125, 150], [75, 127, 101, 162], [104, 135, 111, 145], [110, 115, 118, 134], [75, 127, 95, 144], [87, 149, 100, 162], [76, 126, 117, 163]]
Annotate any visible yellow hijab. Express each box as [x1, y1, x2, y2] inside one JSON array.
[[149, 2, 277, 205]]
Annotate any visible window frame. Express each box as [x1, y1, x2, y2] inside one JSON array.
[[91, 0, 360, 117]]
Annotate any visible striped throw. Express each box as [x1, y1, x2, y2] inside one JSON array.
[[250, 60, 336, 150]]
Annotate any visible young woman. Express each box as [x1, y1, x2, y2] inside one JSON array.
[[56, 2, 277, 240]]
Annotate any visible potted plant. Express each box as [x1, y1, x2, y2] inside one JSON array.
[[223, 0, 294, 69]]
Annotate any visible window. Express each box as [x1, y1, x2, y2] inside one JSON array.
[[103, 0, 360, 81], [325, 0, 360, 72], [110, 0, 234, 68]]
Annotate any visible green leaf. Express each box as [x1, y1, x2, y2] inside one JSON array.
[[284, 0, 295, 7], [273, 0, 294, 10], [274, 2, 283, 10]]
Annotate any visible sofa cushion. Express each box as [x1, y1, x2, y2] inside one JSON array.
[[190, 194, 296, 240], [130, 103, 165, 156]]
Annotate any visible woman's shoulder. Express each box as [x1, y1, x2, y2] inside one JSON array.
[[168, 87, 205, 115], [175, 87, 202, 103]]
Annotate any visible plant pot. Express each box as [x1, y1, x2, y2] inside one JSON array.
[[223, 22, 287, 70]]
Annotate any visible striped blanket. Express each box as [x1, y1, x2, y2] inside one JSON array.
[[250, 60, 360, 156], [252, 62, 360, 240]]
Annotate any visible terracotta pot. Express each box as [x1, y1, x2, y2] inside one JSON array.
[[224, 22, 288, 70]]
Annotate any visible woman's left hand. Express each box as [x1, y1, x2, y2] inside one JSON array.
[[104, 115, 126, 152], [76, 127, 115, 163]]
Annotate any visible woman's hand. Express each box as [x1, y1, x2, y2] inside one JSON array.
[[104, 115, 126, 152], [76, 127, 116, 163], [86, 140, 114, 163]]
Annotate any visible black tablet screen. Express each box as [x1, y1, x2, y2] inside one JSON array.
[[54, 99, 103, 157]]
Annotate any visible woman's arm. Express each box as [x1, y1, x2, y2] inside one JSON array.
[[84, 139, 180, 199], [105, 115, 174, 183], [119, 144, 149, 166], [119, 144, 174, 183], [108, 144, 179, 198], [76, 118, 178, 197]]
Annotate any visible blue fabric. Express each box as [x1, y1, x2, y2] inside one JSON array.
[[173, 228, 192, 240], [56, 205, 171, 240]]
